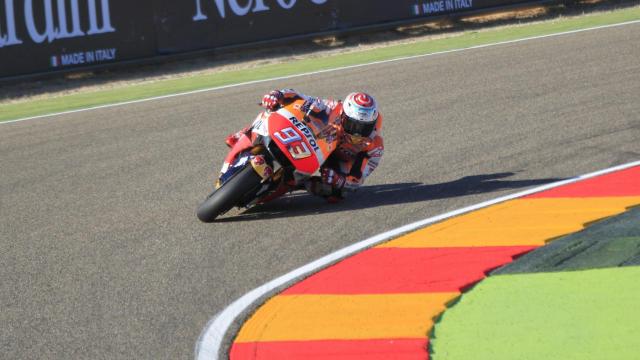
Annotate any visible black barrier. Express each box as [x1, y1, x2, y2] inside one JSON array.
[[156, 0, 339, 53], [0, 0, 544, 79], [0, 0, 156, 78], [157, 0, 502, 52]]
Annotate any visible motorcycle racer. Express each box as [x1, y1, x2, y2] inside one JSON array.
[[226, 89, 384, 202]]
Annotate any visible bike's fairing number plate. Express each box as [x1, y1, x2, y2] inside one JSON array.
[[268, 112, 323, 175]]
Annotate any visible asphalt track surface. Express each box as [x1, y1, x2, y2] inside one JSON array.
[[2, 23, 639, 359]]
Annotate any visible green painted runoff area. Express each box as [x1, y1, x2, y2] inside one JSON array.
[[433, 208, 640, 360], [430, 266, 640, 360], [2, 7, 639, 122]]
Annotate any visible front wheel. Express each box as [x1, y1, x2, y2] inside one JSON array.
[[196, 165, 263, 222]]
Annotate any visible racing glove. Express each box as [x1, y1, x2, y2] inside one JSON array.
[[261, 90, 284, 111], [301, 97, 328, 114]]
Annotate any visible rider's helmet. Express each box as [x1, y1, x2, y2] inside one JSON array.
[[341, 92, 379, 138]]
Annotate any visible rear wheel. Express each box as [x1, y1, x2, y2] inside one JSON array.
[[196, 165, 263, 222]]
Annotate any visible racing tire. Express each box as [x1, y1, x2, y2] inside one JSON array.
[[196, 165, 263, 223]]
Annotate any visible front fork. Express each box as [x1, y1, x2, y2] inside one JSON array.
[[216, 146, 274, 189], [249, 153, 274, 180]]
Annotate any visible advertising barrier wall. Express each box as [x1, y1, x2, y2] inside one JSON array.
[[0, 0, 542, 79], [0, 0, 156, 78], [156, 0, 338, 54]]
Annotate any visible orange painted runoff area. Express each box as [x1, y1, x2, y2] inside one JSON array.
[[379, 197, 640, 248], [230, 166, 640, 360], [235, 293, 457, 342]]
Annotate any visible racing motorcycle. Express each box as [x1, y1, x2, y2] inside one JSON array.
[[196, 98, 340, 222]]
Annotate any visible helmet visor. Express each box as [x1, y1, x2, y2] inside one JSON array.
[[342, 113, 375, 137]]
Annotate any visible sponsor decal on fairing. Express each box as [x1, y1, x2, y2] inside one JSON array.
[[250, 155, 273, 179], [251, 113, 270, 137], [276, 107, 325, 164]]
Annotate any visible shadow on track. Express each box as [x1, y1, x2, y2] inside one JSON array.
[[215, 172, 565, 222]]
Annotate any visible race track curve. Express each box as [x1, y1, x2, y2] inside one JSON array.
[[1, 22, 639, 359]]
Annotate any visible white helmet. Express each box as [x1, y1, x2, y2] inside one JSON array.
[[341, 92, 379, 137]]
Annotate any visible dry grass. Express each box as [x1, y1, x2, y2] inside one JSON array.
[[462, 6, 549, 23]]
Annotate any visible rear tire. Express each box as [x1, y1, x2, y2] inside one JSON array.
[[196, 165, 263, 222]]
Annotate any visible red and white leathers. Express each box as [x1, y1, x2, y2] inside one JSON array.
[[227, 89, 384, 201]]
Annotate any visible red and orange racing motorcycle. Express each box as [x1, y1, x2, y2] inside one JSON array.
[[197, 99, 340, 222]]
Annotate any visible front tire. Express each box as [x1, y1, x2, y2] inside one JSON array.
[[196, 165, 263, 222]]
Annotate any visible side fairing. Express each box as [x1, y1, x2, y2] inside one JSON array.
[[251, 112, 270, 137], [267, 112, 321, 175]]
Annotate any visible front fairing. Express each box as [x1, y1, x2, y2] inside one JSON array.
[[265, 100, 339, 176], [217, 152, 251, 187]]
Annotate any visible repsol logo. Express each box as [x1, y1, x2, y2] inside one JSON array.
[[193, 0, 327, 21], [290, 116, 320, 152], [0, 0, 115, 48]]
